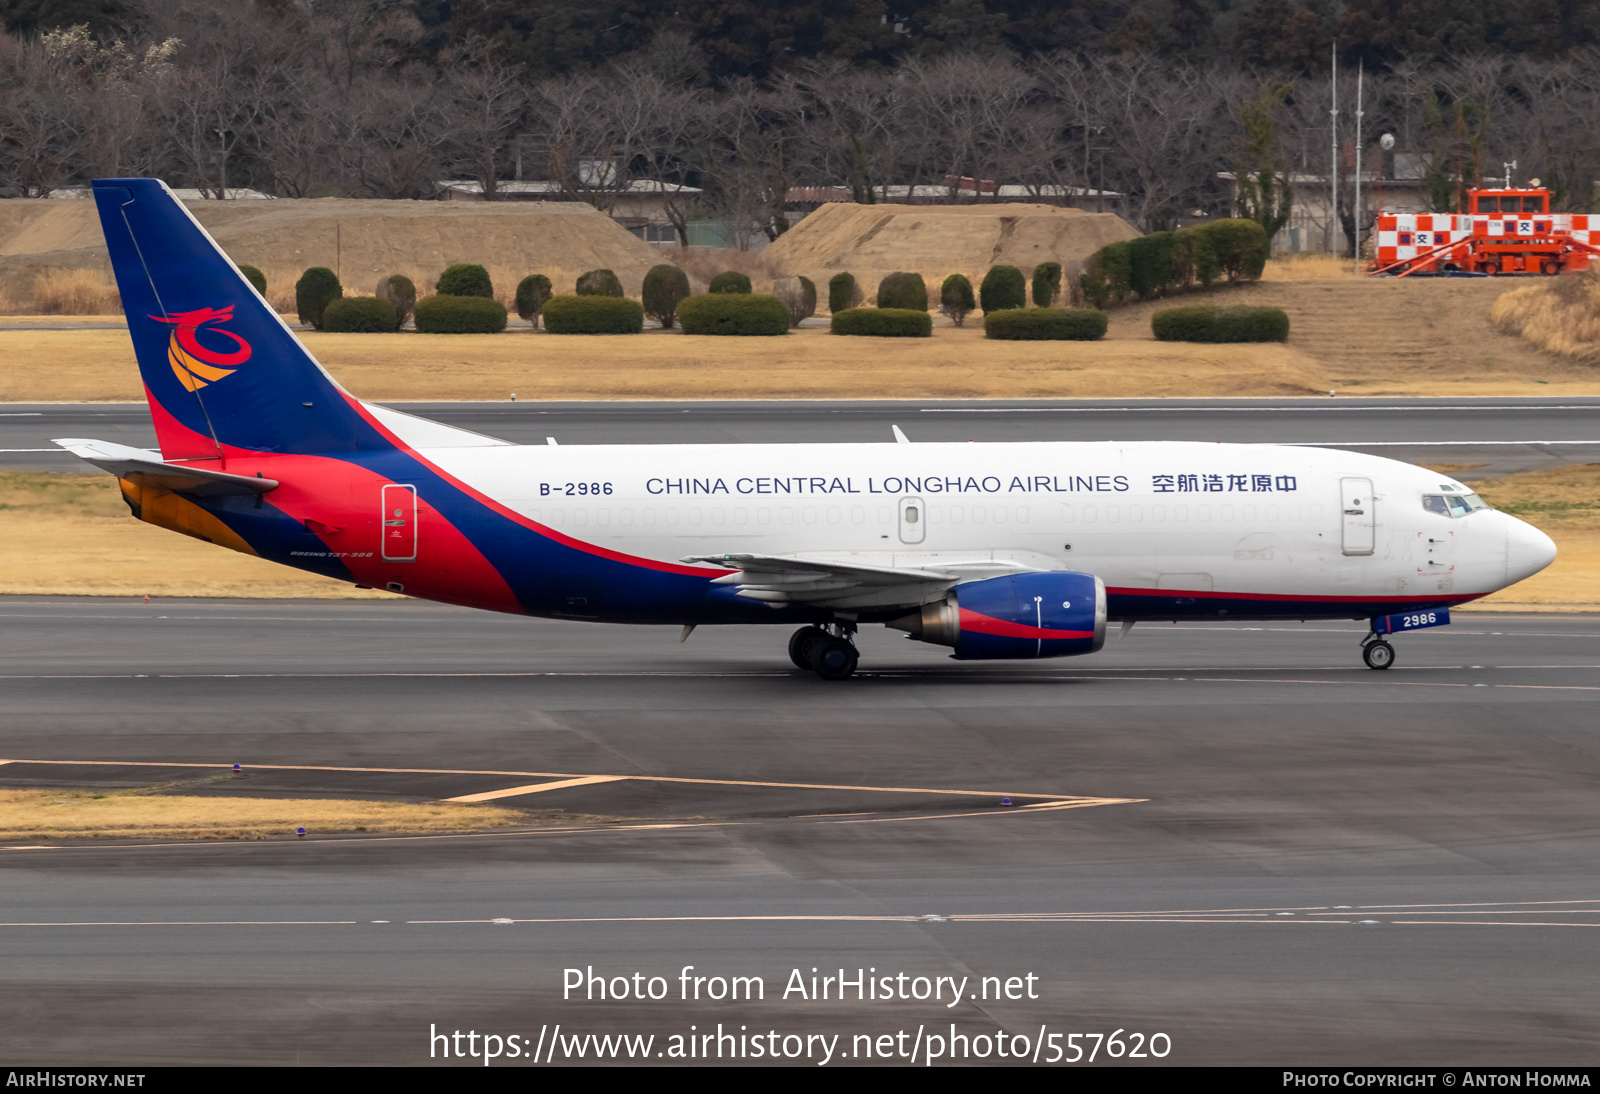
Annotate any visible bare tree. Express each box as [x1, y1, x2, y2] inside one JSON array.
[[341, 74, 449, 198], [438, 44, 525, 200], [1048, 55, 1241, 230]]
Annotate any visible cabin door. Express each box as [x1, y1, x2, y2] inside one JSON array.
[[1341, 477, 1375, 556], [381, 484, 418, 562]]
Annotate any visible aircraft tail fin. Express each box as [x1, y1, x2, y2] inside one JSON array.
[[92, 178, 376, 460]]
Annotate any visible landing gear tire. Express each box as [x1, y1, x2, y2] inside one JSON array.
[[1362, 640, 1396, 670], [788, 626, 828, 670], [811, 637, 859, 680]]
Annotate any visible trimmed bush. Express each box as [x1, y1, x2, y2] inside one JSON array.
[[772, 276, 817, 329], [1126, 233, 1178, 299], [827, 272, 862, 313], [323, 295, 399, 333], [515, 274, 552, 327], [980, 265, 1026, 313], [238, 264, 267, 297], [1031, 262, 1062, 307], [941, 274, 976, 327], [295, 267, 342, 330], [436, 263, 493, 298], [984, 307, 1107, 341], [830, 307, 932, 337], [708, 271, 752, 294], [642, 265, 691, 328], [876, 271, 928, 311], [1080, 242, 1132, 308], [1191, 218, 1270, 284], [413, 294, 508, 334], [376, 274, 416, 327], [678, 293, 790, 336], [543, 295, 644, 334], [1152, 305, 1289, 343], [576, 268, 624, 297]]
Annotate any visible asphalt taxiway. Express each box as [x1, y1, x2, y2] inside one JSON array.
[[6, 396, 1600, 477], [3, 598, 1599, 1065]]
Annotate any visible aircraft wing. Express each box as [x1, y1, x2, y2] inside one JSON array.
[[680, 552, 964, 610], [53, 438, 279, 497]]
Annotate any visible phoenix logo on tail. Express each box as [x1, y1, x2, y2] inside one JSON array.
[[153, 306, 252, 391]]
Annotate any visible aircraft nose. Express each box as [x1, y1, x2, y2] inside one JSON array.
[[1505, 514, 1557, 585]]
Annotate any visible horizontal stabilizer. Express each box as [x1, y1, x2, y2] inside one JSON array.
[[52, 438, 279, 496]]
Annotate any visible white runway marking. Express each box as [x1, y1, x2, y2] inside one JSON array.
[[919, 404, 1600, 414], [2, 899, 1593, 928]]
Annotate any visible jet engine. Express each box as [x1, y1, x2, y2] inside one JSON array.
[[887, 571, 1107, 660]]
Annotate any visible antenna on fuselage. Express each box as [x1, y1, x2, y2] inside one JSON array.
[[891, 425, 910, 444]]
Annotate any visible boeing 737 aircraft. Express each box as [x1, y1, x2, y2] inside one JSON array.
[[58, 179, 1557, 678]]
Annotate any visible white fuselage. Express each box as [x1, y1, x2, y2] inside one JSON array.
[[418, 438, 1552, 615]]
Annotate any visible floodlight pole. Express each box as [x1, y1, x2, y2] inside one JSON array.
[[1354, 60, 1364, 266], [1329, 42, 1339, 254]]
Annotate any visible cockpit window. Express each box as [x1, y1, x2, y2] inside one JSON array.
[[1423, 492, 1489, 517]]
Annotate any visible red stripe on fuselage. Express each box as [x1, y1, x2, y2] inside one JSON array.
[[958, 608, 1093, 641], [228, 451, 521, 613], [141, 387, 518, 612], [339, 393, 732, 579]]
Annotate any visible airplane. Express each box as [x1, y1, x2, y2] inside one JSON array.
[[56, 178, 1558, 679]]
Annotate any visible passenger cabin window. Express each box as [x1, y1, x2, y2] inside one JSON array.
[[1423, 492, 1489, 517]]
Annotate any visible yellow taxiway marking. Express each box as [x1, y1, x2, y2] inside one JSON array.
[[827, 798, 1144, 824], [0, 758, 1080, 803], [0, 920, 357, 927], [1347, 898, 1600, 909], [443, 775, 627, 803]]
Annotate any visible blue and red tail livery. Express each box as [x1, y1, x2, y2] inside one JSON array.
[[94, 179, 378, 458], [62, 178, 1557, 678]]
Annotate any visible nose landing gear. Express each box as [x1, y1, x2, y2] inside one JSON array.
[[788, 622, 859, 680], [1361, 634, 1396, 670]]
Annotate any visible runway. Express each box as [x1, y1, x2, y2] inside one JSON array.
[[3, 597, 1599, 1064], [6, 396, 1600, 477]]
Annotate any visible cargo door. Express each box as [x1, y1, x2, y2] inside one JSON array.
[[381, 484, 418, 562], [1341, 477, 1374, 556], [898, 496, 926, 545]]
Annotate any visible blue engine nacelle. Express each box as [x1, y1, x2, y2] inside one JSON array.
[[887, 571, 1107, 660]]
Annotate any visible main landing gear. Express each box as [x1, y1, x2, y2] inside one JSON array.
[[1361, 633, 1396, 670], [788, 623, 859, 680]]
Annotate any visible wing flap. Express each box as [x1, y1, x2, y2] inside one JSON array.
[[681, 552, 959, 609]]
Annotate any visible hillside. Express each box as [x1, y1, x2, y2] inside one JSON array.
[[1106, 275, 1571, 389], [764, 202, 1140, 303], [0, 197, 670, 307]]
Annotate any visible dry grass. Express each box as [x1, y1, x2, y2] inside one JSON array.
[[0, 785, 548, 841], [1490, 269, 1600, 363], [1449, 463, 1600, 611], [0, 268, 122, 315], [0, 320, 1590, 402], [671, 247, 776, 294], [0, 472, 394, 598], [3, 272, 1591, 400], [1261, 254, 1360, 281]]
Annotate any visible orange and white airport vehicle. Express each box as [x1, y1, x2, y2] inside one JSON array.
[[1371, 186, 1600, 277]]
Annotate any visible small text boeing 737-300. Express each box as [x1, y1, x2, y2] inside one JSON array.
[[57, 179, 1557, 678]]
